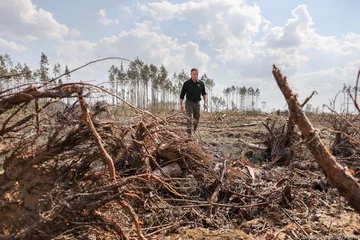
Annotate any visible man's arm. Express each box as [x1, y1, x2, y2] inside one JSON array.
[[202, 82, 208, 109], [203, 94, 208, 109], [180, 82, 186, 112]]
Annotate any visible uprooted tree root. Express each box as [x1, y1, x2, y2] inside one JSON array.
[[1, 64, 360, 239]]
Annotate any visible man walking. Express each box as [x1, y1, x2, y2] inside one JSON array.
[[180, 68, 207, 135]]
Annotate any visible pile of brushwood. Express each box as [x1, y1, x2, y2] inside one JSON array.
[[0, 65, 360, 240]]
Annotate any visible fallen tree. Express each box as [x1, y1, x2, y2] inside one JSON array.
[[1, 59, 359, 239], [272, 65, 360, 213]]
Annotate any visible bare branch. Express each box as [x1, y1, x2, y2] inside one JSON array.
[[300, 91, 318, 108]]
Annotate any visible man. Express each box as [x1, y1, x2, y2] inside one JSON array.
[[180, 68, 207, 135]]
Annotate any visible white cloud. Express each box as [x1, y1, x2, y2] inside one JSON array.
[[70, 29, 81, 39], [96, 9, 119, 26], [138, 1, 179, 21], [291, 60, 360, 111], [139, 0, 262, 49], [261, 5, 360, 56], [121, 6, 132, 15], [262, 18, 271, 32], [262, 5, 339, 52], [0, 38, 27, 52], [140, 2, 360, 79], [54, 21, 210, 80], [0, 0, 69, 40]]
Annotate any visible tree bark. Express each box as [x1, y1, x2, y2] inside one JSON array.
[[272, 65, 360, 213], [78, 90, 116, 180]]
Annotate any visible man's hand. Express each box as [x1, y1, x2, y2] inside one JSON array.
[[203, 103, 207, 110], [180, 105, 184, 112]]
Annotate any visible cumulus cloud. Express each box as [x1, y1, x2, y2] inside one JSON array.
[[139, 0, 263, 49], [96, 9, 119, 26], [54, 21, 210, 80], [290, 60, 360, 110], [138, 0, 276, 77], [261, 5, 340, 52], [258, 5, 360, 57], [0, 38, 27, 52], [139, 2, 360, 79], [0, 0, 68, 40]]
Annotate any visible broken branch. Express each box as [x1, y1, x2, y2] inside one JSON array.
[[272, 64, 360, 213]]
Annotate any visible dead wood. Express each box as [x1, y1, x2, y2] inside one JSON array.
[[1, 58, 359, 239], [152, 162, 182, 178], [272, 64, 360, 213], [300, 91, 318, 108], [0, 85, 79, 114], [262, 116, 299, 165], [78, 90, 116, 180], [207, 158, 227, 218]]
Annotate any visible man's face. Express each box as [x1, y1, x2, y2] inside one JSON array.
[[191, 70, 198, 81]]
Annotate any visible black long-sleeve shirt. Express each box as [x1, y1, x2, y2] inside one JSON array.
[[180, 79, 207, 101]]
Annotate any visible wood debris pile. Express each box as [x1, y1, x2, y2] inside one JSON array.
[[0, 69, 359, 240]]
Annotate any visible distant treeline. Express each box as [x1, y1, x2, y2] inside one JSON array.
[[0, 53, 262, 112]]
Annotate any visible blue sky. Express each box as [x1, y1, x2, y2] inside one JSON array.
[[1, 0, 359, 111]]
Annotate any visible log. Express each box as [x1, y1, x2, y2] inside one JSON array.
[[272, 65, 360, 213], [152, 162, 182, 178], [0, 85, 78, 115]]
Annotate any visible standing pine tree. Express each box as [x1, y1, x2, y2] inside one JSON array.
[[116, 62, 127, 104], [3, 54, 13, 72], [65, 65, 71, 106], [22, 64, 32, 83], [39, 52, 49, 83], [158, 65, 168, 104], [0, 55, 6, 75], [140, 64, 150, 109], [149, 64, 158, 107], [108, 65, 118, 105], [53, 63, 62, 84], [13, 62, 23, 91]]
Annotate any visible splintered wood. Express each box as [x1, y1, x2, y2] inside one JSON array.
[[272, 64, 360, 213], [0, 67, 359, 239]]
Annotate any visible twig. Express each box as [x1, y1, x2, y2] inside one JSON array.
[[325, 105, 360, 136], [300, 91, 318, 108], [160, 198, 268, 209], [0, 103, 27, 135], [93, 210, 129, 240], [355, 70, 360, 104], [145, 222, 179, 237], [0, 71, 31, 79], [280, 207, 309, 237], [348, 89, 360, 113], [35, 98, 40, 134], [119, 200, 146, 240], [207, 158, 227, 218], [44, 57, 133, 86]]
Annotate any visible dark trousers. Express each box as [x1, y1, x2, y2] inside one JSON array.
[[185, 100, 200, 135]]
